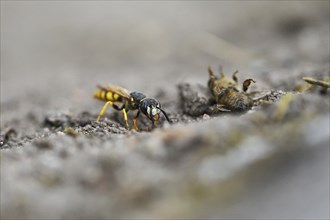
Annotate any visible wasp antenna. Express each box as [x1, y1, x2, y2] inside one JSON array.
[[157, 107, 172, 124]]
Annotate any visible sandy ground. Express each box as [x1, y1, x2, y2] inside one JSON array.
[[1, 1, 329, 219]]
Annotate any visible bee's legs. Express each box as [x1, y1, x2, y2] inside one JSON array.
[[96, 101, 113, 122], [243, 79, 256, 92], [216, 104, 231, 112], [218, 65, 225, 78], [133, 111, 140, 132], [208, 66, 215, 79], [232, 70, 239, 83], [121, 108, 130, 130], [208, 66, 216, 90]]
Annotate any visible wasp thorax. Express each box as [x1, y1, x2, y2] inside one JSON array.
[[129, 91, 146, 108], [130, 92, 146, 103]]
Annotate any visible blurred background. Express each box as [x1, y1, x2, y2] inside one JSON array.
[[1, 1, 329, 115], [1, 1, 329, 219]]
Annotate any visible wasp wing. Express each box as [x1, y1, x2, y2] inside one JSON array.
[[97, 85, 131, 100]]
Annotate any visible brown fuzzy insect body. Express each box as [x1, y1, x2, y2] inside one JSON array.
[[208, 66, 255, 112]]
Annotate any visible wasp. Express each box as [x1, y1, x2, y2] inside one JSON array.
[[207, 66, 256, 111], [93, 85, 172, 131]]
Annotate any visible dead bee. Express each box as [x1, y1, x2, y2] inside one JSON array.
[[207, 66, 256, 111], [94, 85, 172, 131]]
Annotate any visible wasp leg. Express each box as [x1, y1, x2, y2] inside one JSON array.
[[115, 103, 130, 130], [232, 70, 239, 83], [113, 103, 131, 129], [152, 115, 159, 130], [243, 79, 256, 92], [149, 111, 155, 130], [121, 108, 130, 130], [113, 103, 125, 111], [148, 111, 159, 130], [97, 101, 114, 122], [133, 111, 140, 131]]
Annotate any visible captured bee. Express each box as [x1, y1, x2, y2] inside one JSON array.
[[93, 85, 172, 131], [207, 66, 256, 111]]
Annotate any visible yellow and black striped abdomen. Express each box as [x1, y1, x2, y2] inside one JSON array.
[[93, 90, 123, 102]]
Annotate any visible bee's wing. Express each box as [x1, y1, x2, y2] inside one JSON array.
[[97, 85, 131, 99]]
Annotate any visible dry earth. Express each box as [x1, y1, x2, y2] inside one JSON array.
[[1, 2, 329, 219]]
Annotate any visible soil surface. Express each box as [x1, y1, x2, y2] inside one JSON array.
[[1, 2, 329, 219]]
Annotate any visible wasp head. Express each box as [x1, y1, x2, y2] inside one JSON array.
[[140, 98, 160, 120], [140, 98, 172, 124]]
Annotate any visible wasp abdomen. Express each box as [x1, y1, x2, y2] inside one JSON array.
[[94, 90, 123, 102]]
